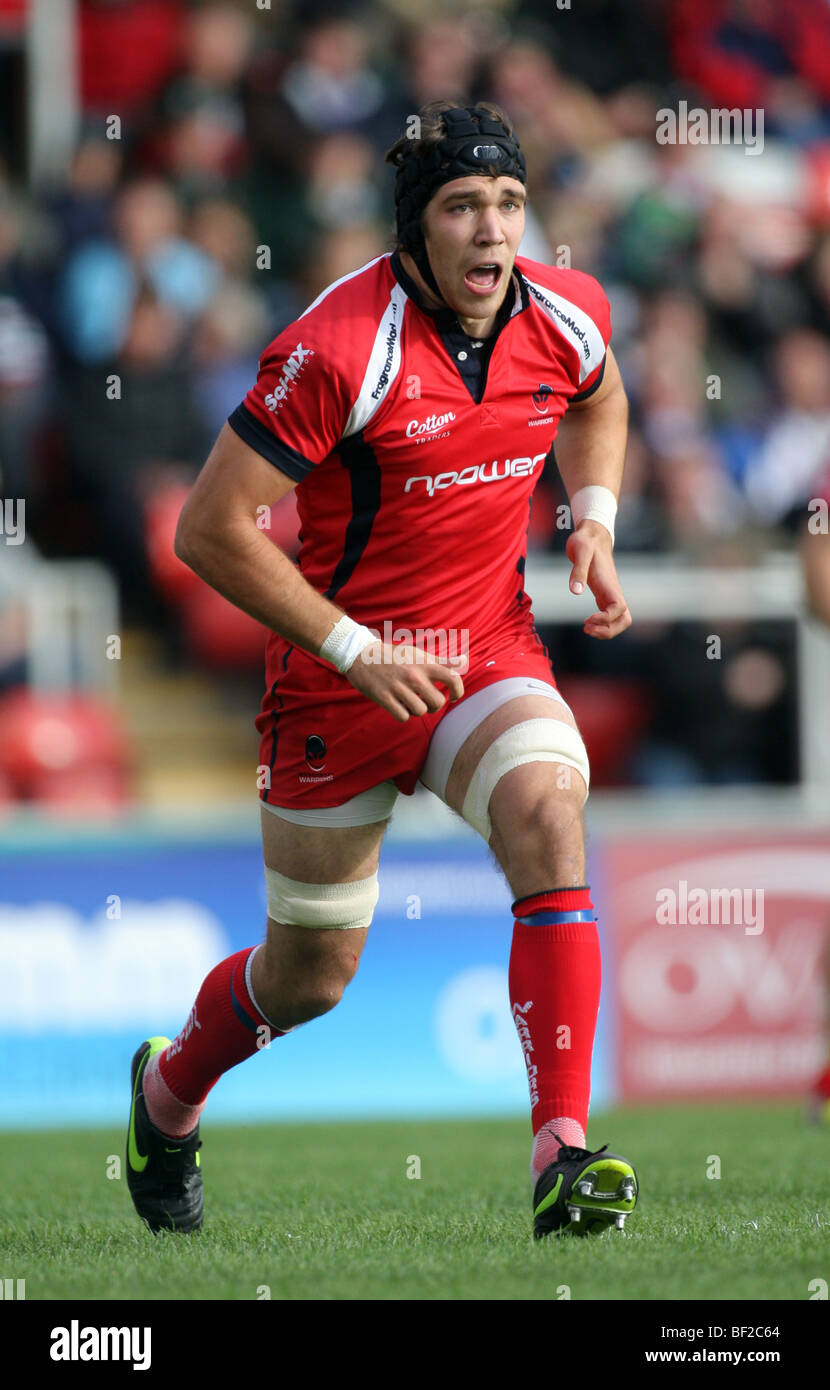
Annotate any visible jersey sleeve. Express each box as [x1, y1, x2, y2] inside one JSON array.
[[566, 269, 611, 403], [227, 321, 352, 481]]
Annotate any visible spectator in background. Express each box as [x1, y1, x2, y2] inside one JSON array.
[[63, 279, 209, 622], [187, 195, 304, 334], [241, 10, 389, 272], [143, 2, 253, 201], [60, 176, 220, 363], [191, 281, 269, 438], [516, 0, 669, 95], [79, 0, 186, 124], [671, 0, 830, 143], [0, 195, 51, 502], [44, 122, 123, 260], [280, 14, 385, 136], [483, 35, 616, 187], [744, 329, 830, 527], [303, 132, 384, 232], [298, 221, 387, 303], [627, 619, 793, 786], [625, 291, 746, 548], [369, 17, 483, 155]]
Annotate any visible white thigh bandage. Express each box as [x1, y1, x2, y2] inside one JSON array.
[[264, 868, 379, 929], [461, 718, 590, 842]]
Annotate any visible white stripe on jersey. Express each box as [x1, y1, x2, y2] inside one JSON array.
[[298, 254, 387, 319], [523, 277, 605, 384], [344, 282, 407, 437]]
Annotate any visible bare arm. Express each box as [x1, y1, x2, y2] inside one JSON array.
[[552, 346, 632, 639], [175, 422, 347, 653], [175, 424, 465, 719], [554, 345, 628, 503]]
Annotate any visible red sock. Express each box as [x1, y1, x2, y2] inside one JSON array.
[[157, 946, 285, 1109], [509, 887, 601, 1172]]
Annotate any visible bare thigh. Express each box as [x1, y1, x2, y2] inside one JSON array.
[[260, 807, 387, 883]]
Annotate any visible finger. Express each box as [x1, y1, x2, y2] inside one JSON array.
[[423, 664, 465, 701], [382, 693, 410, 722], [402, 674, 448, 712], [588, 597, 628, 627], [584, 607, 632, 639], [396, 686, 430, 717], [583, 606, 628, 633], [564, 528, 589, 594], [414, 682, 448, 713]]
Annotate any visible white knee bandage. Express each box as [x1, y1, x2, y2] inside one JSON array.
[[264, 868, 379, 929], [461, 718, 590, 842]]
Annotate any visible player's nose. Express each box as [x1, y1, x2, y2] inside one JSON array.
[[475, 207, 506, 243]]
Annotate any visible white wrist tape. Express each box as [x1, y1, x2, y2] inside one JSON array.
[[319, 615, 377, 673], [570, 485, 617, 546]]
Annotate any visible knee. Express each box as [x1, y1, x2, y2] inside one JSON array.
[[490, 776, 586, 876], [284, 978, 348, 1022], [526, 795, 584, 860], [258, 936, 359, 1024]]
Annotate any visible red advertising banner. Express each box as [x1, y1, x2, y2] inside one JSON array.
[[602, 835, 830, 1099]]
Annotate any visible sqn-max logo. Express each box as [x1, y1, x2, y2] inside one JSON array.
[[405, 453, 546, 498], [264, 343, 315, 411]]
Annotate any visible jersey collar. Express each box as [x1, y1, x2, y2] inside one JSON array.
[[389, 250, 528, 337]]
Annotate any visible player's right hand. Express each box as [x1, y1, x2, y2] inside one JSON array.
[[345, 642, 468, 722]]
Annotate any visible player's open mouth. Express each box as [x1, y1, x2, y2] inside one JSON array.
[[464, 264, 503, 295]]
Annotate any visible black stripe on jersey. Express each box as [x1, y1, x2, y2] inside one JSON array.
[[570, 354, 606, 403], [325, 431, 382, 601], [227, 403, 315, 481]]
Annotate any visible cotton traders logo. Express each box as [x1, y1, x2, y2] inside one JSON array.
[[264, 343, 315, 412], [532, 383, 554, 414], [405, 411, 456, 442]]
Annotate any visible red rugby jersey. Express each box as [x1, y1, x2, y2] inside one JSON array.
[[228, 250, 611, 661]]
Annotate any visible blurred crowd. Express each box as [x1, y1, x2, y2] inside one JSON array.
[[2, 0, 830, 789]]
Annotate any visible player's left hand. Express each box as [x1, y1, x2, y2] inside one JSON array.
[[566, 520, 632, 639]]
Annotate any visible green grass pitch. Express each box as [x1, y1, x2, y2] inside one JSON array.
[[0, 1102, 826, 1301]]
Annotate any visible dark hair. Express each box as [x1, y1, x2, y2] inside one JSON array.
[[384, 100, 516, 251]]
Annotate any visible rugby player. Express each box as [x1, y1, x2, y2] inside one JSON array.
[[126, 101, 638, 1239]]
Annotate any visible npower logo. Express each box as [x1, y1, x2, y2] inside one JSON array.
[[264, 343, 315, 411], [405, 453, 546, 497]]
